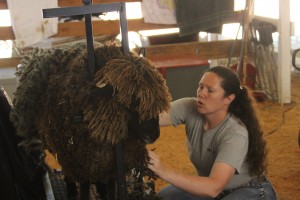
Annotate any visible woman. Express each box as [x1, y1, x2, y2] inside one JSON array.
[[148, 66, 277, 199]]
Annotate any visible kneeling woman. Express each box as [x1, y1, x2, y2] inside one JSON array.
[[148, 66, 277, 200]]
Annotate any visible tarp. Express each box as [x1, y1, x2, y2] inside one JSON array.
[[6, 0, 58, 48], [174, 0, 236, 36], [142, 0, 176, 24]]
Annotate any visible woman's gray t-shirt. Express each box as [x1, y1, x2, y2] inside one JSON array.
[[169, 97, 255, 189]]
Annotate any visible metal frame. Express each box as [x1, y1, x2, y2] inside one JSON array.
[[43, 1, 129, 199]]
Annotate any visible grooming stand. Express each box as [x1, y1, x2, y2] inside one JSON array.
[[43, 1, 130, 199]]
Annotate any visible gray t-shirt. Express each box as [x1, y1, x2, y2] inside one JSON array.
[[170, 97, 255, 189]]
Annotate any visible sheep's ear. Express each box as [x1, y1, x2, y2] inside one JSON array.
[[89, 82, 114, 97]]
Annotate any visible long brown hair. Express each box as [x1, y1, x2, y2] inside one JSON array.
[[207, 66, 267, 176]]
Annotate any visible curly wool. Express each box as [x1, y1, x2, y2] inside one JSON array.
[[89, 54, 171, 144], [10, 41, 171, 185], [11, 44, 86, 145]]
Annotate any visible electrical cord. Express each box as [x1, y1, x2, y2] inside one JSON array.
[[263, 101, 296, 136]]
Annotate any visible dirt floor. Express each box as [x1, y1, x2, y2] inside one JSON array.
[[147, 71, 300, 200], [46, 71, 300, 199]]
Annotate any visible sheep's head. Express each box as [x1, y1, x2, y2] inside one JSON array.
[[90, 83, 160, 144], [87, 53, 171, 144], [127, 109, 160, 144]]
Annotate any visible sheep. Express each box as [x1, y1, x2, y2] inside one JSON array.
[[10, 41, 171, 199]]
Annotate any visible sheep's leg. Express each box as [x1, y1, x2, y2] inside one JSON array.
[[64, 176, 78, 199], [79, 182, 90, 200], [96, 179, 116, 200]]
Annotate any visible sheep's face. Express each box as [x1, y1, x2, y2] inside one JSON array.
[[90, 54, 171, 145], [91, 83, 160, 144], [127, 110, 160, 144]]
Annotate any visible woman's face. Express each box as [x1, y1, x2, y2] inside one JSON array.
[[196, 72, 233, 116]]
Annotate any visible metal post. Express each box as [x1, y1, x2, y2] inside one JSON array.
[[119, 3, 129, 54], [115, 142, 127, 200], [115, 3, 129, 200], [82, 0, 95, 80]]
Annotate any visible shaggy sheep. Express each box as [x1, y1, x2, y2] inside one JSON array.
[[10, 41, 171, 199]]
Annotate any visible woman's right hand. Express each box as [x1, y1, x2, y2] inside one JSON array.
[[147, 150, 166, 178]]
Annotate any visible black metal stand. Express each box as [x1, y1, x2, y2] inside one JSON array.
[[82, 0, 95, 80], [43, 1, 130, 200]]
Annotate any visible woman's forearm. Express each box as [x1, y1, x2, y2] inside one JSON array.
[[159, 111, 173, 126], [148, 151, 234, 198], [158, 167, 221, 198]]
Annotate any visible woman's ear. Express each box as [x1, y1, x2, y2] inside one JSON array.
[[225, 94, 235, 105]]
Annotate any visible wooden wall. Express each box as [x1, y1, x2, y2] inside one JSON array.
[[0, 0, 176, 40], [0, 0, 242, 68]]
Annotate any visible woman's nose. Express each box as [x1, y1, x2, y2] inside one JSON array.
[[197, 88, 206, 98]]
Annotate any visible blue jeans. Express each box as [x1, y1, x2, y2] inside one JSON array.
[[157, 175, 277, 200]]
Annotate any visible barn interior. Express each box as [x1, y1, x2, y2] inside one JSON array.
[[0, 0, 300, 199]]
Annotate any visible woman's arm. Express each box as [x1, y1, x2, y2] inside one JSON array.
[[148, 150, 235, 198], [159, 111, 173, 126]]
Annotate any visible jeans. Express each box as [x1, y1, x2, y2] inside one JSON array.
[[157, 175, 277, 200]]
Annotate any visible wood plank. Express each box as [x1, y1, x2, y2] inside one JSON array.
[[43, 19, 176, 38], [0, 0, 7, 9], [56, 20, 118, 37], [0, 26, 15, 40], [0, 19, 175, 40], [135, 40, 242, 60], [1, 0, 141, 9], [0, 57, 20, 68], [0, 40, 241, 68], [1, 0, 240, 39], [59, 0, 140, 7], [0, 0, 139, 10], [128, 18, 176, 31]]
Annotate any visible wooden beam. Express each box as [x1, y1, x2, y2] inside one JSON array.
[[0, 0, 139, 10], [278, 0, 291, 104], [0, 57, 20, 68], [0, 40, 241, 68], [135, 40, 242, 60], [1, 0, 240, 40], [42, 19, 176, 38], [0, 0, 7, 9], [1, 0, 241, 67], [0, 0, 142, 40], [128, 18, 176, 32], [0, 26, 15, 40], [59, 0, 140, 7], [0, 19, 175, 40], [56, 20, 118, 37]]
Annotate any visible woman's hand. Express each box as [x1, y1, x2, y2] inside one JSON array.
[[147, 150, 166, 178]]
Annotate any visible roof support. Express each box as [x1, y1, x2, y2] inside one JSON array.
[[278, 0, 291, 104]]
